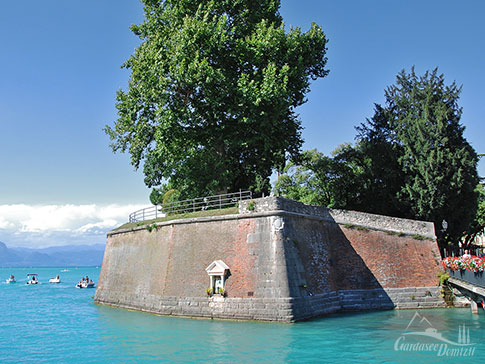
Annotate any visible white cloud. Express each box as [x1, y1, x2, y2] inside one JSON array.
[[0, 216, 15, 229], [0, 203, 146, 248], [76, 219, 119, 234]]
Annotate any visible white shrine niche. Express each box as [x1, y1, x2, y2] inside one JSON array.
[[205, 260, 230, 294]]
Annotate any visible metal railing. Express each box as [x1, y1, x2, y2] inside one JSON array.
[[128, 190, 252, 223], [443, 247, 485, 258]]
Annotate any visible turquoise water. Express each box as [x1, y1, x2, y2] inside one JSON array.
[[1, 267, 484, 363]]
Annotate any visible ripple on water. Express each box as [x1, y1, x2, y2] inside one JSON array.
[[1, 267, 485, 363]]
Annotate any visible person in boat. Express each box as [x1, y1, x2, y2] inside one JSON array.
[[10, 275, 14, 280], [56, 275, 59, 280], [32, 276, 36, 282]]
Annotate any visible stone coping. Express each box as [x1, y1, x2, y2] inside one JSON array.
[[109, 208, 435, 240], [239, 197, 435, 239]]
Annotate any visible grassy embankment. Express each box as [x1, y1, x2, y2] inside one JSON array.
[[114, 206, 238, 231]]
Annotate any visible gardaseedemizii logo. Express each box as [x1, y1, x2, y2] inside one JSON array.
[[394, 312, 476, 357]]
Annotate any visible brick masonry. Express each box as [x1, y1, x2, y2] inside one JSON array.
[[95, 197, 445, 322]]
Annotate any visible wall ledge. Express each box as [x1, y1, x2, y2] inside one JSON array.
[[110, 207, 435, 240]]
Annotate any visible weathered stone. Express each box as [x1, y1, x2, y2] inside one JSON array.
[[95, 197, 443, 322]]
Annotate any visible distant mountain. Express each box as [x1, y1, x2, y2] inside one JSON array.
[[0, 241, 105, 267]]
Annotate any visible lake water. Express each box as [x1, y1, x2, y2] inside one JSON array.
[[1, 267, 484, 363]]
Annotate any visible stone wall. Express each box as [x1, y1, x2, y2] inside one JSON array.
[[239, 197, 435, 239], [95, 197, 444, 322]]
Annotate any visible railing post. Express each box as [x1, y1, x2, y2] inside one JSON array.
[[128, 190, 254, 222]]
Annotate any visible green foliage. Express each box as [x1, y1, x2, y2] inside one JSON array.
[[343, 224, 370, 232], [437, 271, 450, 286], [438, 271, 454, 305], [150, 184, 182, 211], [105, 0, 329, 198], [368, 68, 479, 250], [411, 234, 427, 241], [461, 183, 485, 249], [385, 231, 405, 237], [379, 68, 478, 242], [149, 188, 163, 206], [115, 206, 238, 230], [277, 68, 479, 253], [274, 149, 335, 206], [247, 200, 255, 211], [274, 146, 378, 210], [162, 189, 180, 205], [146, 223, 157, 232]]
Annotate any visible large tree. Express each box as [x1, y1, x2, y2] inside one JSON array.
[[105, 0, 329, 199], [374, 68, 479, 249], [274, 149, 335, 206], [461, 183, 485, 250], [274, 147, 369, 209], [277, 68, 479, 252]]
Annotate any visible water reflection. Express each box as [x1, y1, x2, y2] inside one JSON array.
[[96, 305, 294, 363], [95, 303, 485, 363]]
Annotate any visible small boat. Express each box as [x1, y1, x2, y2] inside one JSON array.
[[26, 273, 39, 285], [6, 275, 16, 283], [76, 280, 95, 289], [49, 275, 61, 284]]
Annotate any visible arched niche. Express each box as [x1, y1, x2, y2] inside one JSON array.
[[205, 260, 230, 294]]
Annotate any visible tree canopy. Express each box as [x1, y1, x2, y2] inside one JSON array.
[[277, 68, 480, 252], [274, 147, 368, 209], [105, 0, 329, 200], [274, 149, 334, 206], [461, 183, 485, 250]]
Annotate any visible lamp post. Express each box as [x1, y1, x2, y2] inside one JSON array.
[[440, 220, 448, 257], [442, 220, 448, 232]]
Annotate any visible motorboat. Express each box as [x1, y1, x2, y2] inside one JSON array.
[[26, 273, 39, 285], [49, 275, 61, 284], [76, 280, 95, 289], [6, 275, 16, 283]]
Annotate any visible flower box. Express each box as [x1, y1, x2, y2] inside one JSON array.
[[447, 268, 485, 289], [442, 256, 485, 272]]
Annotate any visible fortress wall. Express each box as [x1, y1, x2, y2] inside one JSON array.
[[95, 213, 302, 321], [337, 227, 441, 288], [97, 217, 277, 300], [238, 197, 435, 239], [95, 197, 444, 322]]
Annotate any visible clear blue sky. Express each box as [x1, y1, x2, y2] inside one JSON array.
[[0, 1, 484, 247]]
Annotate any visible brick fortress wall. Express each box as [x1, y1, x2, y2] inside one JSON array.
[[94, 197, 444, 322]]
